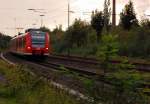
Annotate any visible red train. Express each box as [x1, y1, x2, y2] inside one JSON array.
[[10, 29, 51, 56]]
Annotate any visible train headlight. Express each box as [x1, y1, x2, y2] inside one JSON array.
[[46, 47, 48, 50], [27, 46, 31, 50]]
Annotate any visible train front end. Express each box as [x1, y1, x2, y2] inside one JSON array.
[[26, 30, 50, 56]]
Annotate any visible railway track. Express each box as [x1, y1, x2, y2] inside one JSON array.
[[35, 61, 97, 76], [34, 54, 150, 89], [2, 52, 150, 79], [2, 52, 119, 86], [1, 52, 150, 97], [2, 52, 100, 77], [50, 54, 150, 72]]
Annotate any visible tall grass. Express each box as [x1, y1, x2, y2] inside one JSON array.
[[0, 60, 81, 104]]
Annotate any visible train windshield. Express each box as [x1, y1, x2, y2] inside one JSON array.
[[31, 31, 46, 48]]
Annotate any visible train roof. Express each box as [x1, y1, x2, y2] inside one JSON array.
[[11, 33, 27, 40], [11, 28, 47, 40], [25, 28, 42, 33], [11, 29, 46, 40]]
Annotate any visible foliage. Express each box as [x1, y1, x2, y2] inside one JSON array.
[[109, 71, 143, 89], [96, 34, 119, 72], [95, 34, 119, 103], [106, 70, 150, 104], [52, 24, 64, 40], [0, 33, 11, 51], [116, 27, 150, 58], [117, 56, 135, 70], [54, 27, 97, 56], [50, 0, 150, 59], [140, 18, 150, 28], [119, 0, 138, 30], [46, 0, 150, 103], [91, 10, 104, 42], [65, 19, 89, 47], [0, 60, 81, 104], [95, 33, 149, 103], [40, 26, 51, 33], [61, 19, 89, 54], [51, 25, 65, 53], [95, 33, 150, 103]]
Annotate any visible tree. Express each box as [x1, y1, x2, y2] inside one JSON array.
[[63, 19, 89, 54], [140, 18, 150, 28], [103, 0, 111, 32], [96, 34, 119, 103], [40, 26, 51, 34], [96, 34, 119, 75], [119, 0, 138, 30], [91, 10, 104, 42], [52, 24, 64, 40], [65, 19, 88, 47], [0, 33, 11, 50]]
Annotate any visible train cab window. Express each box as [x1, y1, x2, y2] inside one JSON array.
[[31, 31, 46, 48]]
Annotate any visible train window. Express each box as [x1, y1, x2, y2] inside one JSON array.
[[18, 38, 22, 48], [22, 37, 25, 48], [31, 31, 46, 48], [21, 38, 23, 48], [17, 38, 19, 49], [16, 39, 17, 50], [18, 38, 21, 48]]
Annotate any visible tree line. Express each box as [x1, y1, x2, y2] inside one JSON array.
[[0, 33, 11, 51], [47, 0, 150, 58], [1, 0, 150, 58]]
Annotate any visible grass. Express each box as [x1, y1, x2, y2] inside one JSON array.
[[0, 60, 82, 104]]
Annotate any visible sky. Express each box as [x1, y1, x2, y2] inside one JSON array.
[[0, 0, 150, 36]]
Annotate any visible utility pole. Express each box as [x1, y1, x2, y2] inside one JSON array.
[[67, 0, 71, 55], [40, 14, 45, 27], [68, 3, 70, 28], [67, 0, 75, 28], [112, 0, 116, 26]]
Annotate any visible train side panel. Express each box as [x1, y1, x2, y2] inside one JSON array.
[[25, 33, 32, 55], [10, 31, 51, 56]]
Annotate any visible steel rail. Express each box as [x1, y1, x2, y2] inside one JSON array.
[[49, 54, 150, 72]]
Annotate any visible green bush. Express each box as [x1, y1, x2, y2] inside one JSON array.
[[116, 27, 150, 58]]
